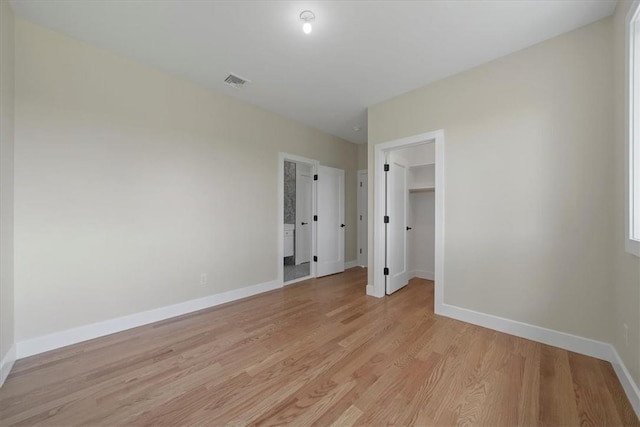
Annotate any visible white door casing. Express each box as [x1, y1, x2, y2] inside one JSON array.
[[317, 165, 345, 277], [385, 154, 409, 294], [296, 164, 312, 265]]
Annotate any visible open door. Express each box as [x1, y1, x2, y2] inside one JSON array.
[[385, 154, 409, 294], [316, 165, 345, 277], [295, 164, 313, 265], [357, 170, 368, 267]]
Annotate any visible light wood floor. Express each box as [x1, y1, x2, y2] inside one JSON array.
[[1, 268, 638, 426]]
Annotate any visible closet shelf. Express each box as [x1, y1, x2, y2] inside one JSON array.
[[409, 186, 435, 193]]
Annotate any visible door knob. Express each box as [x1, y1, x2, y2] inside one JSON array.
[[301, 222, 308, 225], [340, 224, 346, 228], [406, 226, 412, 230]]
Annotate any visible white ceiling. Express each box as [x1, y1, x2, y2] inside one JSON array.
[[11, 0, 617, 144]]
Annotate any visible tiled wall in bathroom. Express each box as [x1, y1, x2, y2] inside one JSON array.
[[284, 161, 296, 265], [284, 161, 296, 224]]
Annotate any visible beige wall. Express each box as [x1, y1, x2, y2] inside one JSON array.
[[613, 0, 640, 387], [357, 143, 367, 170], [0, 0, 15, 367], [369, 18, 614, 342], [14, 19, 358, 341]]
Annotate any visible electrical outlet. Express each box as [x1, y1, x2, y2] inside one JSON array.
[[623, 323, 629, 347], [200, 273, 208, 285]]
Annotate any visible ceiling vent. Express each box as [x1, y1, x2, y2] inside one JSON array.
[[224, 73, 250, 89]]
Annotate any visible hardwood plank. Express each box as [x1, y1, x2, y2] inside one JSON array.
[[568, 352, 625, 427], [0, 268, 636, 426], [539, 345, 580, 426], [517, 340, 541, 427], [328, 404, 363, 427], [599, 360, 640, 427]]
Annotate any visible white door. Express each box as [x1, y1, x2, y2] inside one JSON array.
[[385, 155, 409, 294], [317, 165, 345, 277], [357, 171, 368, 267], [295, 165, 312, 265]]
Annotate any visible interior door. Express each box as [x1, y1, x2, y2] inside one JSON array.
[[317, 165, 345, 277], [385, 155, 409, 294], [358, 171, 368, 267], [295, 164, 312, 265]]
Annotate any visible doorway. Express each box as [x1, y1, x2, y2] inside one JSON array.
[[370, 130, 445, 313], [384, 144, 436, 294], [279, 154, 318, 285], [278, 154, 347, 285]]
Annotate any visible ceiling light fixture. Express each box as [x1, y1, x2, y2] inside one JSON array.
[[300, 10, 315, 35]]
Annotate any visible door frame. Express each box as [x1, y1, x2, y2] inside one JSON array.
[[369, 130, 445, 315], [357, 169, 368, 267], [278, 153, 319, 286]]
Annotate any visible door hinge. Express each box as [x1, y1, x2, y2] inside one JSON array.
[[314, 174, 318, 181], [384, 164, 389, 172], [360, 181, 363, 187], [383, 267, 389, 276], [313, 215, 318, 221], [360, 215, 362, 220], [313, 256, 318, 262], [384, 215, 389, 224], [359, 248, 362, 254]]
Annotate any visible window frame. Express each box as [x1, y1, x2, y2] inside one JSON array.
[[626, 1, 640, 257]]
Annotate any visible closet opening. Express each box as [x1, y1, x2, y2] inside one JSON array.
[[383, 142, 435, 295], [370, 130, 445, 313]]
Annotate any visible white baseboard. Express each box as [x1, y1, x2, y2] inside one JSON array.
[[436, 303, 612, 360], [345, 260, 358, 269], [17, 279, 281, 359], [609, 346, 640, 418], [436, 302, 640, 419], [0, 344, 16, 387], [411, 270, 434, 280]]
